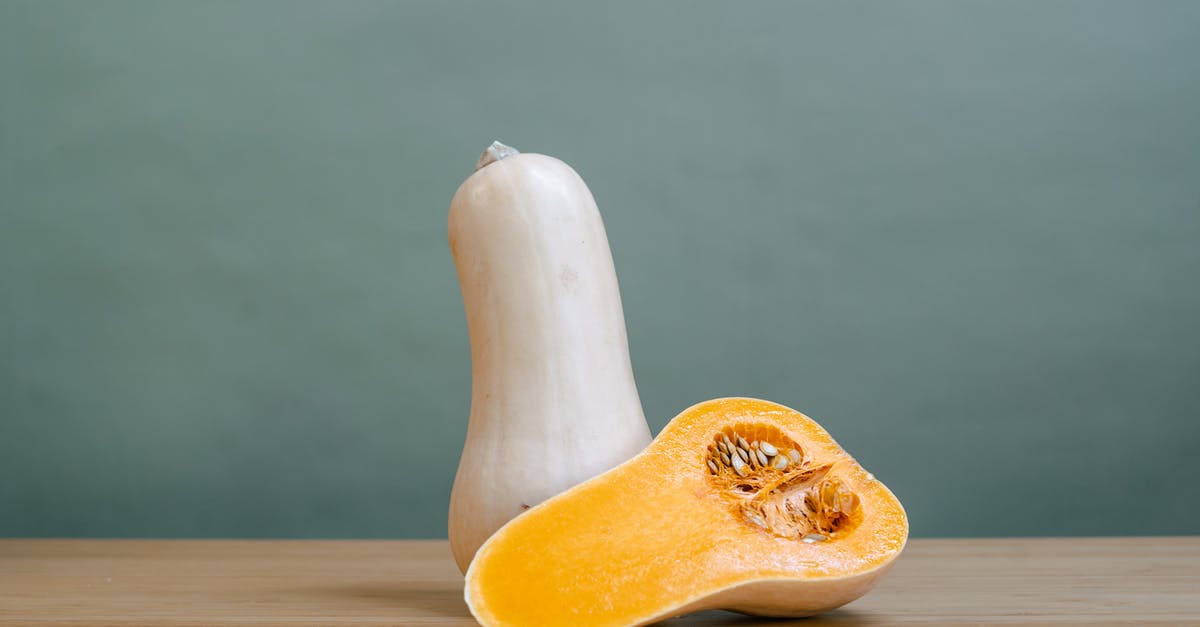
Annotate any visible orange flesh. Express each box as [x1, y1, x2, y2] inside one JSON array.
[[465, 398, 908, 627]]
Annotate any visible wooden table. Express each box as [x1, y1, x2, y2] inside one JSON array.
[[1, 538, 1197, 625]]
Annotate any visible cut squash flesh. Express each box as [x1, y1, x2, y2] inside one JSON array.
[[464, 397, 908, 626]]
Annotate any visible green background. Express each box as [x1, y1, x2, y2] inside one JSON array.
[[2, 1, 1198, 539]]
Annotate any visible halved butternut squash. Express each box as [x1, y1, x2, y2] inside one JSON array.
[[465, 397, 908, 626]]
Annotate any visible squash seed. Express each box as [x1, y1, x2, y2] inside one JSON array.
[[759, 442, 778, 456], [720, 452, 731, 466], [773, 456, 789, 470], [736, 435, 750, 450], [735, 447, 749, 463], [731, 453, 748, 477], [707, 460, 719, 474], [756, 449, 769, 466], [787, 449, 802, 464], [744, 510, 768, 529]]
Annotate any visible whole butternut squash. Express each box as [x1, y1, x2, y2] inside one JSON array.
[[447, 142, 653, 572]]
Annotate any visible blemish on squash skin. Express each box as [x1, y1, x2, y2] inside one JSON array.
[[560, 267, 579, 291]]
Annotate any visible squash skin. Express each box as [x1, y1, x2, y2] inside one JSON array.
[[447, 151, 653, 573], [464, 397, 908, 626]]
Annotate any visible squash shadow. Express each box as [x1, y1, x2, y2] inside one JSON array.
[[295, 582, 473, 620], [659, 608, 872, 625], [298, 584, 871, 625]]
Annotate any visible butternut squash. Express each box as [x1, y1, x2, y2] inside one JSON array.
[[465, 397, 908, 626], [447, 142, 653, 573]]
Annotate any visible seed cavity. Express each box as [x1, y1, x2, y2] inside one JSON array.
[[703, 423, 861, 541]]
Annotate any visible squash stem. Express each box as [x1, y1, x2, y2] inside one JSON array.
[[475, 141, 520, 172]]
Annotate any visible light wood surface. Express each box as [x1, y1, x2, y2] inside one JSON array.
[[1, 538, 1197, 625]]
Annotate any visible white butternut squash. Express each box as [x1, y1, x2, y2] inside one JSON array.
[[447, 142, 652, 573]]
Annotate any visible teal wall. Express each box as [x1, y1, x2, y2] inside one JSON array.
[[2, 1, 1198, 538]]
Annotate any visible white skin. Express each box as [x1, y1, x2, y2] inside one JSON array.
[[447, 146, 652, 573]]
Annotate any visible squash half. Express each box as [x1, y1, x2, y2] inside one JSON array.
[[465, 397, 908, 626]]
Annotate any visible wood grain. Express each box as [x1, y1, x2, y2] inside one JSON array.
[[1, 538, 1197, 625]]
